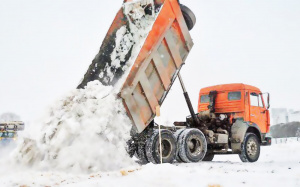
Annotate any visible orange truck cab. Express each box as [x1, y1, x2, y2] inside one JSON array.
[[198, 83, 270, 134], [192, 83, 271, 162]]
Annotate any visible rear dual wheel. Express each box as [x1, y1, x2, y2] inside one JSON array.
[[145, 129, 177, 164], [174, 128, 185, 162], [202, 152, 214, 161], [177, 128, 207, 163], [136, 142, 149, 164], [137, 128, 207, 164]]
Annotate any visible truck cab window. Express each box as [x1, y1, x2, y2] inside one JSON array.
[[228, 91, 241, 101], [250, 92, 259, 107], [200, 95, 209, 103], [258, 94, 264, 108]]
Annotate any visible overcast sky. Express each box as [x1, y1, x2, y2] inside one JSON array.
[[0, 0, 299, 125]]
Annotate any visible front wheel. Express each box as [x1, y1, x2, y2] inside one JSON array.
[[239, 133, 260, 162]]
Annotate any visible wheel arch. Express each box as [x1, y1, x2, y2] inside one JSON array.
[[230, 120, 262, 153], [246, 125, 262, 143]]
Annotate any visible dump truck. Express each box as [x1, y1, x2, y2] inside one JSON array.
[[78, 0, 271, 164]]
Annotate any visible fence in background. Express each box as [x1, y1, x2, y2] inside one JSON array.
[[272, 137, 300, 144]]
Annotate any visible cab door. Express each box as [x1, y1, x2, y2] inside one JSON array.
[[249, 92, 267, 133]]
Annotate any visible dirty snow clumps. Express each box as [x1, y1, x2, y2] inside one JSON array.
[[13, 81, 135, 173]]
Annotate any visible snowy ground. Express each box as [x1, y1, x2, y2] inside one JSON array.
[[0, 139, 299, 187]]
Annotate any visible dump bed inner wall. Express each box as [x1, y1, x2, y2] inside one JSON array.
[[121, 0, 193, 133]]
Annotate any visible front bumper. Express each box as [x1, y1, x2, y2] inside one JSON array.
[[261, 137, 272, 146]]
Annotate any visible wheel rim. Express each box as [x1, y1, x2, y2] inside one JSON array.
[[246, 138, 258, 157], [158, 139, 172, 158], [187, 135, 202, 157]]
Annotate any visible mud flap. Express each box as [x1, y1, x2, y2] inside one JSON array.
[[230, 120, 248, 154]]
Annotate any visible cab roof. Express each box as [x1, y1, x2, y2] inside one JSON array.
[[200, 83, 261, 94]]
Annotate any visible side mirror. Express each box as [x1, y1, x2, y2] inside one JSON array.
[[262, 93, 270, 109]]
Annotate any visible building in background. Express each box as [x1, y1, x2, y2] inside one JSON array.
[[289, 110, 300, 123], [272, 108, 300, 125]]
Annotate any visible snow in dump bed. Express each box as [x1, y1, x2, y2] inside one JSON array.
[[101, 0, 159, 89], [11, 0, 161, 174], [13, 81, 135, 173]]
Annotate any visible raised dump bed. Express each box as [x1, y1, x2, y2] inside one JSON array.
[[78, 0, 194, 133]]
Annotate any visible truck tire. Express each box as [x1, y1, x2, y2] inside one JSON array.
[[174, 128, 185, 163], [239, 133, 260, 162], [202, 153, 214, 161], [180, 4, 196, 31], [146, 129, 177, 164], [178, 128, 207, 163], [136, 142, 149, 164]]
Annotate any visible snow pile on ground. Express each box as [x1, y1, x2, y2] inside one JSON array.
[[10, 0, 160, 174], [13, 81, 135, 173]]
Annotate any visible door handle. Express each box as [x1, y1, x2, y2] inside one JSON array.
[[251, 114, 255, 117]]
